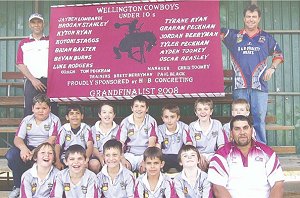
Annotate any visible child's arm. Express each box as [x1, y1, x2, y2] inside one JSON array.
[[54, 144, 64, 170]]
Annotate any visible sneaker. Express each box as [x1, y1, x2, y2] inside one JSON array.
[[8, 186, 20, 198]]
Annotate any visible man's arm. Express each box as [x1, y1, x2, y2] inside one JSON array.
[[16, 63, 46, 92], [14, 136, 32, 162], [212, 184, 232, 198], [269, 181, 284, 198], [263, 58, 283, 81], [86, 140, 93, 160]]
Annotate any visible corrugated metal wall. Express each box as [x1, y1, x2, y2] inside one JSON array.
[[0, 0, 299, 152]]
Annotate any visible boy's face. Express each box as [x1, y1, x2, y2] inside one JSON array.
[[161, 109, 179, 131], [195, 103, 213, 121], [99, 105, 115, 125], [66, 109, 83, 127], [131, 101, 149, 119], [232, 104, 250, 117], [64, 152, 87, 174], [180, 149, 199, 168], [32, 102, 51, 121], [144, 157, 164, 177], [36, 145, 54, 167], [104, 147, 122, 169]]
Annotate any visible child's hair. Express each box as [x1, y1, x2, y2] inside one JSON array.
[[66, 104, 83, 116], [32, 142, 56, 163], [232, 99, 250, 112], [194, 98, 214, 111], [103, 139, 123, 154], [161, 104, 180, 116], [143, 147, 163, 162], [98, 102, 115, 115], [32, 93, 51, 107], [65, 144, 86, 160], [230, 115, 253, 131], [178, 144, 200, 163], [131, 95, 149, 107]]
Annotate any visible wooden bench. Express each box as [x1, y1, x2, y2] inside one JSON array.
[[1, 72, 24, 96]]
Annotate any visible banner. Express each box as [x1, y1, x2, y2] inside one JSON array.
[[48, 0, 224, 101]]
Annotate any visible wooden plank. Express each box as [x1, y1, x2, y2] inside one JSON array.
[[0, 148, 9, 157], [0, 118, 21, 126], [271, 146, 296, 154], [266, 124, 295, 131], [0, 96, 24, 106], [0, 127, 17, 133], [0, 82, 23, 88], [2, 72, 24, 80]]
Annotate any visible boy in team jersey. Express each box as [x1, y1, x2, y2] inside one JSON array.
[[6, 93, 61, 198], [157, 104, 192, 173], [50, 145, 98, 198], [189, 98, 226, 171], [222, 99, 256, 141], [97, 139, 135, 197], [54, 104, 93, 170], [117, 95, 157, 173], [134, 147, 177, 198]]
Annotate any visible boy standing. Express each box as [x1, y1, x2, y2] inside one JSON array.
[[174, 145, 211, 198], [97, 139, 135, 197], [117, 95, 157, 172], [50, 145, 98, 198], [189, 98, 226, 171], [157, 104, 192, 172], [134, 147, 177, 198], [54, 104, 93, 170], [6, 94, 61, 198]]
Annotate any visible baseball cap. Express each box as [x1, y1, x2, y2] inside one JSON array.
[[29, 13, 44, 22]]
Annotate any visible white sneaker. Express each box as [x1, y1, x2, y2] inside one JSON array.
[[8, 186, 20, 198]]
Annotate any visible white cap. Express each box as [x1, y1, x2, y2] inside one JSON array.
[[29, 13, 44, 22]]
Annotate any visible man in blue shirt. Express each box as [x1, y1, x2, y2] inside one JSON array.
[[221, 4, 284, 144]]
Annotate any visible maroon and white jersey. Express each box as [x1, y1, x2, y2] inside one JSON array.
[[134, 173, 177, 198], [174, 168, 211, 198], [117, 114, 157, 155], [56, 123, 93, 159], [189, 119, 226, 160], [97, 164, 135, 198], [50, 168, 98, 198], [16, 113, 61, 147], [91, 121, 119, 153], [17, 35, 49, 78], [208, 141, 284, 198], [20, 164, 59, 198], [157, 121, 191, 154]]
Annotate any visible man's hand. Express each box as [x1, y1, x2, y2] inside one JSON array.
[[263, 68, 275, 81], [31, 78, 46, 92], [199, 155, 209, 172], [20, 147, 32, 162]]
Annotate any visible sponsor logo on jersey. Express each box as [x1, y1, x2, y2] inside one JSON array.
[[195, 133, 201, 140], [237, 33, 243, 43], [212, 131, 218, 138], [128, 129, 134, 136], [102, 183, 108, 191], [64, 183, 70, 191], [66, 134, 71, 141], [183, 186, 188, 194], [44, 124, 51, 131], [81, 186, 87, 194], [96, 134, 100, 141], [31, 182, 37, 193], [258, 36, 265, 43], [26, 124, 32, 131]]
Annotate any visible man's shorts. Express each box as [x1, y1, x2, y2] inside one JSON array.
[[124, 152, 143, 171]]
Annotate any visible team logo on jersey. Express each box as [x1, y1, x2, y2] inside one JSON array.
[[258, 36, 266, 43], [26, 124, 32, 131], [48, 183, 53, 188], [66, 134, 71, 141], [64, 183, 70, 191], [143, 190, 149, 198], [177, 136, 181, 143], [183, 186, 188, 194], [195, 133, 201, 140], [44, 124, 50, 131], [160, 188, 166, 196], [198, 185, 203, 193], [255, 156, 263, 162], [120, 182, 126, 190], [31, 182, 37, 193], [96, 134, 100, 141], [164, 138, 169, 145], [80, 133, 85, 141], [127, 129, 134, 136], [236, 33, 243, 43], [81, 185, 87, 194], [144, 128, 149, 134], [102, 183, 108, 191], [212, 131, 218, 138]]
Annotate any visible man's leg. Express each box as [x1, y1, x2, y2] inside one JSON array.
[[24, 79, 38, 117], [40, 78, 59, 116], [250, 89, 268, 144]]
